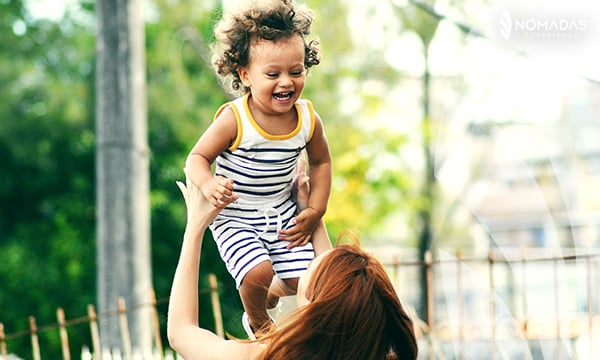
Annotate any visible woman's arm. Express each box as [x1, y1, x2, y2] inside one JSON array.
[[167, 170, 262, 360]]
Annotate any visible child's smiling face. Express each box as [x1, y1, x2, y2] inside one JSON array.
[[238, 34, 306, 117]]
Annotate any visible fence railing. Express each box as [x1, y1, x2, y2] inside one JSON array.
[[0, 273, 225, 360], [377, 247, 600, 360], [2, 250, 599, 360]]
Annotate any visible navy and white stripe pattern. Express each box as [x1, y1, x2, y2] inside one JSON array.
[[209, 94, 316, 288]]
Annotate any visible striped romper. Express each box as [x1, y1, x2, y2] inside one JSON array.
[[209, 93, 316, 288]]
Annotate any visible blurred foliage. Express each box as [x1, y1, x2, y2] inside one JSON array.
[[0, 0, 417, 356], [0, 0, 97, 355]]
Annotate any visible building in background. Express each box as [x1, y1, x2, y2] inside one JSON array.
[[468, 79, 600, 251]]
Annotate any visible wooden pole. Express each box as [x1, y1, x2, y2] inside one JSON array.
[[118, 297, 132, 360], [425, 251, 434, 360], [488, 250, 496, 360], [519, 247, 534, 360], [29, 316, 41, 360], [57, 308, 71, 360], [553, 255, 561, 360], [392, 254, 399, 288], [0, 322, 7, 356], [585, 254, 594, 359], [456, 250, 464, 360], [149, 289, 164, 359], [209, 274, 224, 338], [87, 304, 102, 359], [520, 247, 529, 339]]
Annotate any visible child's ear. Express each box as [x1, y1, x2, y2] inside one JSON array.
[[237, 66, 250, 87]]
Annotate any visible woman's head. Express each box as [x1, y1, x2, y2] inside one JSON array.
[[212, 0, 320, 94], [260, 244, 419, 360]]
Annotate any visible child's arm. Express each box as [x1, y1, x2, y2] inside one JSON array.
[[185, 107, 239, 208], [279, 113, 331, 247]]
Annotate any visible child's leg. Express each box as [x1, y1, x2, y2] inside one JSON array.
[[266, 276, 298, 309], [238, 260, 275, 334], [281, 277, 299, 292]]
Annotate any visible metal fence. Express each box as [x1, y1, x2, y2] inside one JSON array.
[[378, 247, 600, 360]]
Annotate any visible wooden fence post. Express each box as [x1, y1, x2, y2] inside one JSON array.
[[585, 254, 594, 359], [392, 254, 399, 287], [553, 254, 561, 360], [118, 297, 132, 360], [0, 322, 7, 356], [149, 289, 164, 359], [209, 274, 224, 338], [456, 250, 465, 360], [487, 250, 496, 360], [29, 316, 41, 360], [87, 304, 102, 359], [57, 308, 71, 360], [425, 250, 434, 360], [520, 247, 529, 338]]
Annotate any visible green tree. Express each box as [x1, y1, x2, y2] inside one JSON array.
[[302, 0, 412, 239], [0, 0, 96, 356], [0, 0, 240, 356]]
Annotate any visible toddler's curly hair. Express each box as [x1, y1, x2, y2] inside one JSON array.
[[212, 0, 321, 94]]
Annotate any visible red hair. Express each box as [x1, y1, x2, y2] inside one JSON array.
[[257, 244, 418, 360]]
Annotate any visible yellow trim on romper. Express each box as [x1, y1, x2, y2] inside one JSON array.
[[214, 101, 243, 151], [242, 93, 303, 141]]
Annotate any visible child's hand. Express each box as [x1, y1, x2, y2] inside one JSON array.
[[201, 176, 238, 209], [278, 207, 320, 249], [176, 168, 222, 228]]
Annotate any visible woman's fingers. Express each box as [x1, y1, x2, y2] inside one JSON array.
[[175, 180, 188, 204]]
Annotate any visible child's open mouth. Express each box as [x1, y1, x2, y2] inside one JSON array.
[[273, 91, 293, 101]]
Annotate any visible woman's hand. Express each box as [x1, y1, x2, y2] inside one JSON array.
[[176, 168, 223, 229]]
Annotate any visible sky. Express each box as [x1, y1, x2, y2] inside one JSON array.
[[26, 0, 79, 20]]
